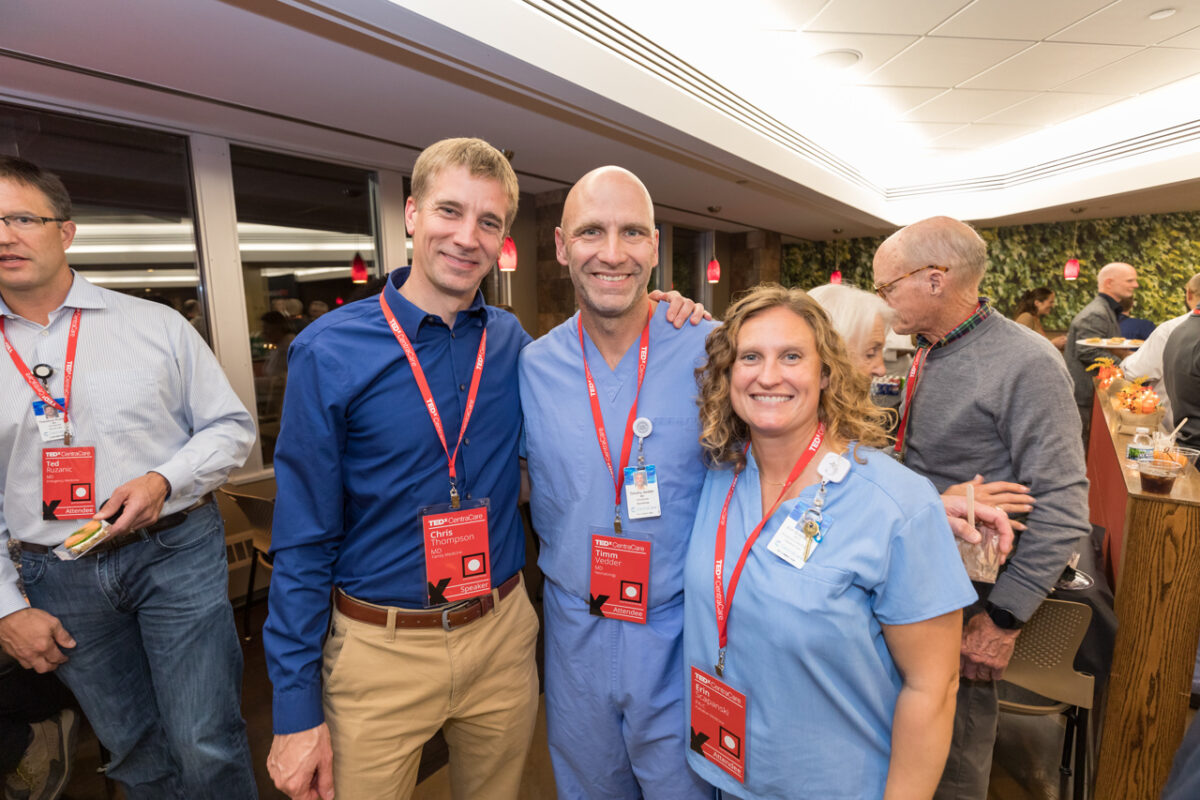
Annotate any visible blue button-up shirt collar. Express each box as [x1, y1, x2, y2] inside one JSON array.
[[382, 266, 487, 338]]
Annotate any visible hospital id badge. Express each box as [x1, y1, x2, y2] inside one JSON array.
[[421, 498, 491, 606], [588, 527, 650, 623], [623, 465, 661, 519], [768, 505, 822, 570], [690, 667, 747, 783], [42, 446, 96, 520], [32, 399, 68, 443]]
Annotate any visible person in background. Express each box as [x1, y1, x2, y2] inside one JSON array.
[[872, 216, 1090, 800], [1, 656, 77, 799], [1121, 272, 1200, 425], [307, 300, 329, 320], [1117, 295, 1155, 341], [282, 298, 308, 333], [1063, 262, 1139, 440], [182, 297, 208, 340], [683, 284, 976, 798], [807, 282, 892, 378], [0, 155, 257, 798], [1012, 287, 1066, 350], [1162, 287, 1200, 451]]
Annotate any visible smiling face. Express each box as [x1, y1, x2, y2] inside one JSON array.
[[557, 168, 659, 322], [731, 306, 829, 444], [403, 165, 509, 317], [1035, 292, 1056, 317], [0, 178, 75, 310]]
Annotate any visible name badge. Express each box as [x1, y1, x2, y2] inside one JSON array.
[[42, 446, 96, 520], [768, 505, 824, 571], [589, 527, 650, 624], [33, 399, 69, 443], [421, 498, 491, 606], [623, 465, 662, 519], [690, 667, 747, 783]]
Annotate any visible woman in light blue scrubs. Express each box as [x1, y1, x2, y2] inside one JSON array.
[[683, 284, 977, 799]]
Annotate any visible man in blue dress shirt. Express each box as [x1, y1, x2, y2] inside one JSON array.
[[0, 156, 258, 798], [264, 138, 540, 800], [520, 166, 716, 799]]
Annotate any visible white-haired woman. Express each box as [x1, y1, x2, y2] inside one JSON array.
[[807, 282, 893, 378]]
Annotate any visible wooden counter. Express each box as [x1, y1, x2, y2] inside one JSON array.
[[1090, 392, 1200, 800]]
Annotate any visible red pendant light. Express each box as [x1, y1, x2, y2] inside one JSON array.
[[706, 258, 721, 284], [830, 270, 843, 284], [499, 237, 518, 272], [350, 252, 368, 284], [1063, 258, 1080, 281]]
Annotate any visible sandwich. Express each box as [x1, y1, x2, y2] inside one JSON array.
[[64, 520, 110, 555]]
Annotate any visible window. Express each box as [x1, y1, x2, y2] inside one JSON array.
[[0, 103, 205, 333], [229, 146, 378, 464]]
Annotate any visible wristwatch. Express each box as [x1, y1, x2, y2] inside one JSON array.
[[984, 602, 1024, 631]]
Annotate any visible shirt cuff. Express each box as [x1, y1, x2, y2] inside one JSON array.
[[0, 586, 32, 621], [151, 459, 192, 502], [272, 684, 326, 735], [983, 577, 1046, 623]]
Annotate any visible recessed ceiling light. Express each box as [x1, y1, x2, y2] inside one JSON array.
[[1148, 8, 1176, 20], [812, 49, 862, 70]]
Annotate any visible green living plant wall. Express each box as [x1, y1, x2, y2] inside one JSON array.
[[781, 211, 1200, 330]]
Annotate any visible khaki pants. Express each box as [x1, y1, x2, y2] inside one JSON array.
[[322, 577, 541, 800]]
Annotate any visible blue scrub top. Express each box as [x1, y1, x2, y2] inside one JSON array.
[[520, 304, 716, 605], [683, 445, 976, 799]]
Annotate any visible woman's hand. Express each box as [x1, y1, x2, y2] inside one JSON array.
[[944, 474, 1033, 531]]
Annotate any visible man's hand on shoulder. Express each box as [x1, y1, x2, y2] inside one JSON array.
[[960, 611, 1019, 681], [96, 471, 171, 537], [268, 724, 335, 800], [649, 289, 713, 328], [0, 607, 75, 672]]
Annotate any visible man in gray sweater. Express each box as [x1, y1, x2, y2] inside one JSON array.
[[873, 216, 1090, 800], [1064, 262, 1139, 439]]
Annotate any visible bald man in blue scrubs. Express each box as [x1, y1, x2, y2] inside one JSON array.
[[520, 167, 715, 799]]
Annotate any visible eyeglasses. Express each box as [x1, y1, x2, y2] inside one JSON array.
[[873, 265, 948, 298], [0, 214, 69, 231]]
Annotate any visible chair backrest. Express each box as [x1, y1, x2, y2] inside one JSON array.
[[219, 488, 275, 548], [1002, 598, 1095, 709]]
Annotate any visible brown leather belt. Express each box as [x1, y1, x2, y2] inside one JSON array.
[[16, 494, 214, 556], [335, 572, 521, 632]]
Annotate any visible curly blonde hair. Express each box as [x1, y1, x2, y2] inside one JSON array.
[[697, 284, 892, 470]]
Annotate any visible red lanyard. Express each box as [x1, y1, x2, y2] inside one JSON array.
[[2, 308, 82, 444], [713, 422, 825, 671], [579, 302, 652, 532], [379, 294, 485, 507], [892, 345, 930, 456]]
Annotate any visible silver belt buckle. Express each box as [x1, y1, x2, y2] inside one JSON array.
[[440, 598, 473, 632]]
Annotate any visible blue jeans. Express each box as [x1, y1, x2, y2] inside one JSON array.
[[19, 503, 257, 799]]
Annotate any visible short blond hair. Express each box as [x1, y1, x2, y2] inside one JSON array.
[[410, 138, 519, 232], [697, 284, 892, 471]]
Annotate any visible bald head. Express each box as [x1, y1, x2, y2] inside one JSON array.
[[1097, 262, 1138, 302], [879, 216, 989, 290], [1186, 272, 1200, 309], [561, 166, 654, 231]]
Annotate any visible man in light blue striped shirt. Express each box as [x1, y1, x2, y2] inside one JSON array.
[[0, 156, 258, 799]]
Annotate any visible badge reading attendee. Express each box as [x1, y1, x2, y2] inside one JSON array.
[[42, 446, 96, 520], [33, 398, 69, 443], [589, 528, 650, 623], [623, 465, 661, 519], [421, 499, 491, 605], [690, 667, 747, 783]]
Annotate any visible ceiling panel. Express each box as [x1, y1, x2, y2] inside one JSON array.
[[962, 41, 1140, 90], [1162, 25, 1200, 48], [805, 0, 971, 36], [842, 85, 949, 114], [979, 91, 1122, 125], [889, 121, 966, 140], [862, 36, 1032, 87], [1051, 0, 1200, 45], [931, 0, 1114, 41], [1057, 46, 1200, 94], [903, 88, 1038, 123], [789, 31, 921, 75], [933, 123, 1039, 148]]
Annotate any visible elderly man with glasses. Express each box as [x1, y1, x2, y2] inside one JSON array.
[[872, 216, 1090, 800]]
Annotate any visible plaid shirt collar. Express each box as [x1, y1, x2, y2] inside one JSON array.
[[916, 299, 991, 350]]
